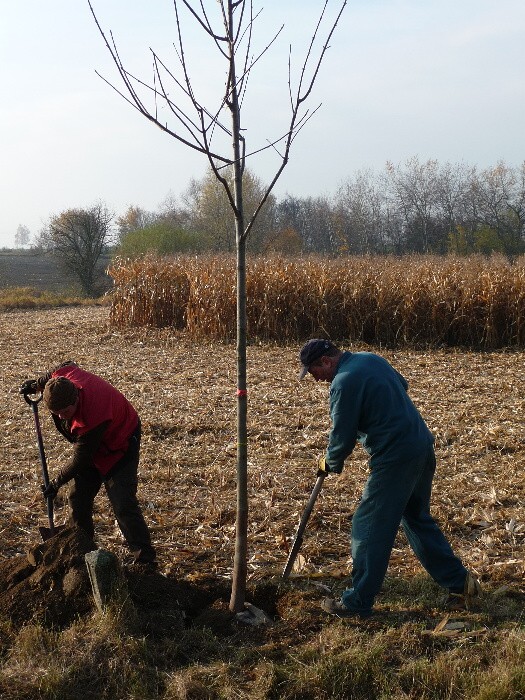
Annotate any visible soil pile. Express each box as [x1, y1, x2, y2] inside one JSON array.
[[0, 525, 256, 636], [0, 526, 96, 628]]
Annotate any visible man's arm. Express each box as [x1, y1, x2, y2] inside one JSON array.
[[54, 421, 109, 486], [324, 382, 360, 473]]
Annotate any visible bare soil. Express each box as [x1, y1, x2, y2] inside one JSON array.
[[0, 251, 112, 293], [0, 306, 524, 633]]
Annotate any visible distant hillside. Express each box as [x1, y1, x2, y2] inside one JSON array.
[[0, 251, 112, 293]]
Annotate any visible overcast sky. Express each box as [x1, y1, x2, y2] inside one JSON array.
[[1, 0, 524, 248]]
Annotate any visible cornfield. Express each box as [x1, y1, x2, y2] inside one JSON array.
[[107, 254, 525, 348]]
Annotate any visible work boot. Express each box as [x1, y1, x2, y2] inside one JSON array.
[[445, 571, 482, 610], [131, 559, 158, 575], [320, 597, 372, 619]]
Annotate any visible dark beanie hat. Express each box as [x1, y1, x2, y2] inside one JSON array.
[[43, 376, 79, 411]]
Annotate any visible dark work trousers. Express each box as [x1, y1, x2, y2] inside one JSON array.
[[341, 444, 466, 616], [67, 423, 156, 563]]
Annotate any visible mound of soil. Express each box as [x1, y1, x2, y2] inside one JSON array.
[[0, 526, 285, 637], [0, 526, 97, 628]]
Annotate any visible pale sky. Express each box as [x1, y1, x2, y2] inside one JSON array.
[[1, 0, 524, 248]]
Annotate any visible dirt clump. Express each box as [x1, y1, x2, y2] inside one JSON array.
[[0, 526, 96, 628]]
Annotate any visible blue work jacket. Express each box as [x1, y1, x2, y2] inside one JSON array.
[[325, 352, 434, 472]]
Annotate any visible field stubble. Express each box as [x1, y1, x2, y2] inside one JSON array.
[[2, 306, 525, 699], [1, 306, 524, 593]]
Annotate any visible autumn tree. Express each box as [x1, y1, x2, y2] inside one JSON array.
[[40, 203, 113, 296], [274, 195, 337, 253], [116, 205, 157, 242], [468, 162, 525, 257], [434, 161, 473, 243], [184, 167, 276, 253], [334, 169, 387, 254], [384, 157, 443, 253], [88, 0, 346, 614]]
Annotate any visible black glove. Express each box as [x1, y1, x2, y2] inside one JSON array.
[[19, 379, 38, 395], [41, 479, 59, 500]]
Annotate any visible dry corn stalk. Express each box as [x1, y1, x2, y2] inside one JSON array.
[[107, 253, 525, 348]]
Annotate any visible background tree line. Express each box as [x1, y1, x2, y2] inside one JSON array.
[[115, 158, 525, 258], [15, 157, 525, 297]]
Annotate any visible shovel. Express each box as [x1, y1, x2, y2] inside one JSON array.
[[282, 471, 326, 579], [23, 392, 65, 541]]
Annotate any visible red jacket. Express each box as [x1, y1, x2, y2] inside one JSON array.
[[53, 365, 139, 476]]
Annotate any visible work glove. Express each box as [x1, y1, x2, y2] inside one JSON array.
[[317, 455, 330, 476], [41, 479, 60, 500], [19, 379, 38, 395]]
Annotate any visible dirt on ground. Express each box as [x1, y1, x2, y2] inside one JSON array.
[[0, 523, 303, 638], [0, 523, 230, 633]]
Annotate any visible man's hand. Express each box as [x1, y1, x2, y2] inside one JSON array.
[[19, 379, 38, 395], [41, 480, 59, 500]]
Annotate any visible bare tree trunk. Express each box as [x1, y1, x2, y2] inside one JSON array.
[[231, 231, 248, 612], [229, 14, 248, 613]]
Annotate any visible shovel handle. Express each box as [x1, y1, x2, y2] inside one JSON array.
[[23, 392, 55, 532], [282, 471, 326, 579], [25, 396, 50, 485]]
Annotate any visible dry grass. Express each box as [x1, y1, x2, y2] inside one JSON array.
[[108, 254, 525, 348], [0, 286, 109, 310]]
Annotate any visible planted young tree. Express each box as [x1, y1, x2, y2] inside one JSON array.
[[88, 0, 346, 613]]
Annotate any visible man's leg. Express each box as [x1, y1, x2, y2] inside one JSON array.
[[401, 446, 468, 593], [104, 428, 156, 564], [341, 455, 424, 615], [68, 468, 102, 540]]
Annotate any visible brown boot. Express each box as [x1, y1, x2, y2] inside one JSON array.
[[445, 572, 482, 610]]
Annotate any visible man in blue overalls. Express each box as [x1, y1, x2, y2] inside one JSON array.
[[299, 339, 481, 618]]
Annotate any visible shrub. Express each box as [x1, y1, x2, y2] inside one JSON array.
[[118, 221, 211, 257]]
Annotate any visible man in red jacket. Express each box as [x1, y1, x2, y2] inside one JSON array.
[[20, 362, 156, 568]]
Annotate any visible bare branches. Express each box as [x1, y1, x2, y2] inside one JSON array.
[[179, 0, 227, 44], [88, 0, 345, 196], [241, 0, 347, 240], [88, 0, 231, 164], [44, 203, 113, 296]]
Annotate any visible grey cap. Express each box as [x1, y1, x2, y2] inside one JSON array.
[[298, 338, 337, 379]]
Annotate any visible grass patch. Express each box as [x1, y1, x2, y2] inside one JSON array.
[[0, 286, 110, 310], [1, 575, 523, 699]]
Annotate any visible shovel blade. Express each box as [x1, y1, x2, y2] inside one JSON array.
[[39, 524, 66, 542]]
